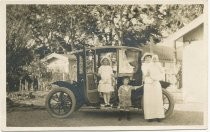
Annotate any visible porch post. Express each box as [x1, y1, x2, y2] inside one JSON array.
[[173, 40, 178, 88], [174, 40, 177, 64], [62, 73, 65, 81]]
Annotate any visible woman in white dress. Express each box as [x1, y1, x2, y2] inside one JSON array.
[[97, 57, 115, 107], [141, 53, 165, 122]]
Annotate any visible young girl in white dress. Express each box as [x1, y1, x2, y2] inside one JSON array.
[[97, 57, 115, 107], [141, 53, 165, 122]]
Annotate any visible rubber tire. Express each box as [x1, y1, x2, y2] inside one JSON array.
[[140, 89, 175, 118], [162, 89, 175, 118], [45, 87, 76, 118]]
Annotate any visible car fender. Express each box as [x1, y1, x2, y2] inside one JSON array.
[[51, 81, 85, 109], [160, 81, 171, 89]]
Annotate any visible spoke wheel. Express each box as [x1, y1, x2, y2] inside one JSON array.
[[162, 89, 174, 118], [46, 87, 76, 118]]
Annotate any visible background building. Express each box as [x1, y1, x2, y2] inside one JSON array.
[[162, 14, 206, 103], [42, 53, 77, 82]]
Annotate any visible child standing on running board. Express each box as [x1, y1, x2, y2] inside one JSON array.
[[97, 57, 115, 107]]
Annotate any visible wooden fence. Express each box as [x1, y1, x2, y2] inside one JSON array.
[[18, 72, 72, 92]]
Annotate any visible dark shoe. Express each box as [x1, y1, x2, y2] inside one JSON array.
[[147, 119, 153, 122], [126, 112, 131, 121], [118, 116, 122, 121], [118, 111, 123, 121], [105, 103, 111, 107], [106, 104, 111, 107], [156, 118, 161, 122]]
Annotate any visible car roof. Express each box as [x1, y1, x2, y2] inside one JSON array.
[[71, 46, 142, 54]]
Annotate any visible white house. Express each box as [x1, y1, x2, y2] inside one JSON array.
[[42, 53, 77, 82], [163, 14, 207, 103]]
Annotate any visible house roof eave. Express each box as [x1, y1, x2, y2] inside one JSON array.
[[165, 14, 204, 43], [41, 53, 76, 63]]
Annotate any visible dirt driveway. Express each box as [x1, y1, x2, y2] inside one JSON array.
[[6, 107, 203, 127]]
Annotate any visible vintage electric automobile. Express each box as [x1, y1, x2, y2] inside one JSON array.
[[45, 46, 174, 118]]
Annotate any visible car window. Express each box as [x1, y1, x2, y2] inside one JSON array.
[[86, 56, 94, 73], [79, 55, 84, 74], [119, 49, 139, 74], [86, 50, 95, 73]]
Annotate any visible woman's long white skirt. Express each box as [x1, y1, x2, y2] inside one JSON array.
[[143, 81, 165, 119]]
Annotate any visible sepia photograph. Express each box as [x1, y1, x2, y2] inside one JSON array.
[[0, 0, 208, 131]]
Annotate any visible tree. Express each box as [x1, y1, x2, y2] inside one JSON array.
[[89, 5, 203, 47], [6, 5, 34, 91], [6, 4, 204, 91], [26, 5, 98, 55], [159, 4, 204, 36], [6, 5, 97, 91]]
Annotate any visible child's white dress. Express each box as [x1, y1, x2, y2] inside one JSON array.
[[98, 65, 114, 93]]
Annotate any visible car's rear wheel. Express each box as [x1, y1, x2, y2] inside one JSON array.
[[45, 87, 76, 118], [162, 89, 174, 118]]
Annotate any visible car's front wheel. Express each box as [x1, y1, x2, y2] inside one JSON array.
[[45, 87, 76, 118]]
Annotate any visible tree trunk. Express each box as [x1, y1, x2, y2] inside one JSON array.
[[31, 80, 34, 91], [19, 79, 22, 92], [37, 79, 40, 91], [25, 79, 27, 91]]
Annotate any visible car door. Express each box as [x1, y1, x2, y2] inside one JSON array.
[[85, 50, 100, 104]]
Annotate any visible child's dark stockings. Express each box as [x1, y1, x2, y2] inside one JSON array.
[[118, 111, 131, 121]]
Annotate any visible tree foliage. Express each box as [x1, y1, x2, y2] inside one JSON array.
[[6, 5, 34, 91], [6, 4, 204, 91]]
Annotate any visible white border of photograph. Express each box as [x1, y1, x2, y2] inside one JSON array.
[[0, 0, 208, 131]]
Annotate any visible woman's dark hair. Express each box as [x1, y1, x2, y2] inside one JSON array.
[[122, 76, 130, 81]]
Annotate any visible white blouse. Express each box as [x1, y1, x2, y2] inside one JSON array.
[[142, 62, 164, 83]]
